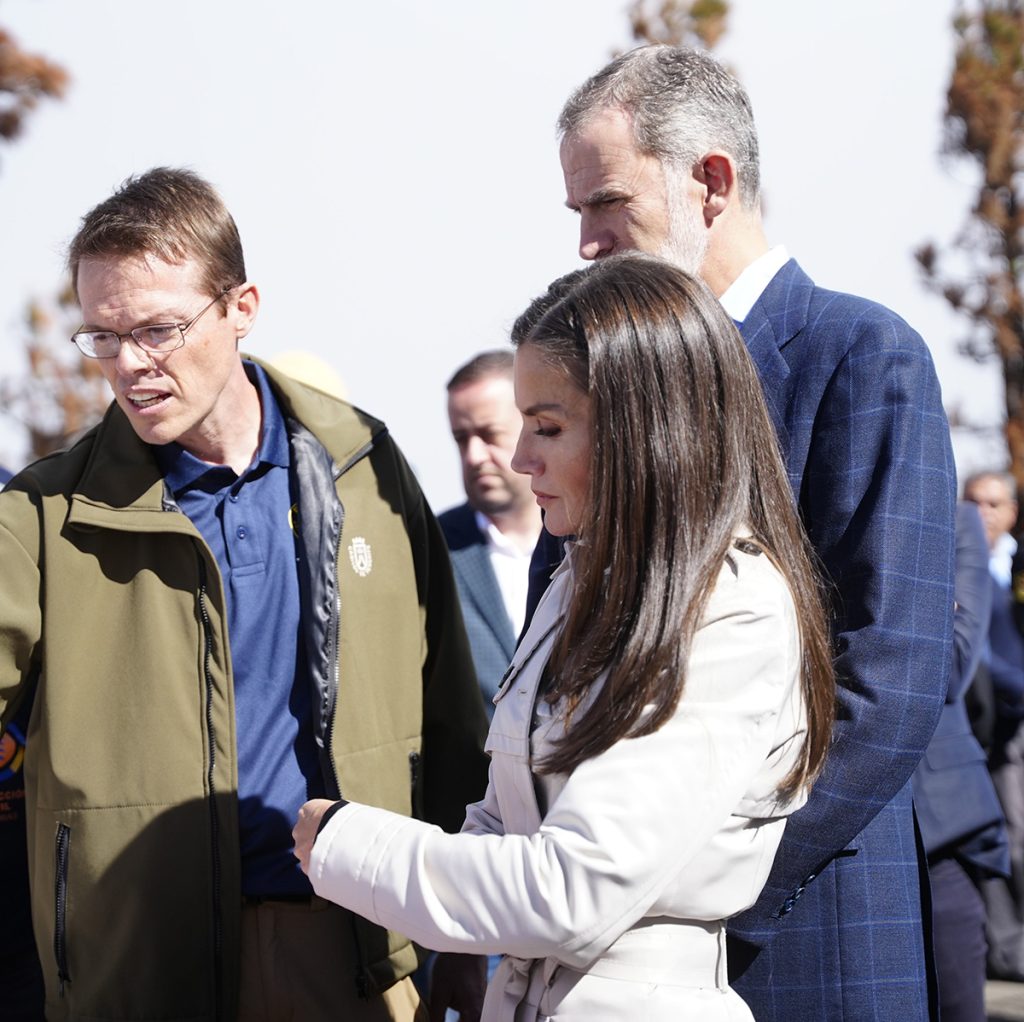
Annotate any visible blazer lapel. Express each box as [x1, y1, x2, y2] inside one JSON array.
[[739, 259, 814, 456], [459, 539, 517, 659], [445, 504, 517, 658]]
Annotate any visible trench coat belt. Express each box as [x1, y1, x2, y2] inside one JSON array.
[[486, 955, 535, 1022], [483, 919, 728, 1020]]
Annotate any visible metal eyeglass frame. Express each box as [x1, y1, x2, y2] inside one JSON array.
[[70, 287, 234, 359]]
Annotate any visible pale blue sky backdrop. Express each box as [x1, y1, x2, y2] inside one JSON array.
[[0, 0, 1003, 509]]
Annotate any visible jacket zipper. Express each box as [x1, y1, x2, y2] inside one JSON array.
[[54, 822, 71, 996], [409, 750, 422, 819], [197, 558, 224, 1021], [323, 498, 344, 801], [328, 500, 370, 997], [318, 437, 373, 803]]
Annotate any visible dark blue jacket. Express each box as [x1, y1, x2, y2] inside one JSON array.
[[439, 503, 516, 719], [912, 502, 1007, 873]]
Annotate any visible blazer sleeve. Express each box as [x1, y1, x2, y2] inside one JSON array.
[[307, 560, 802, 968], [731, 314, 956, 940], [948, 502, 992, 703]]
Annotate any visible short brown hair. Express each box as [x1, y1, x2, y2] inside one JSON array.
[[68, 167, 246, 301], [446, 350, 513, 391]]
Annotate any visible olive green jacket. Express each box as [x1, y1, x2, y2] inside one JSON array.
[[0, 361, 489, 1021]]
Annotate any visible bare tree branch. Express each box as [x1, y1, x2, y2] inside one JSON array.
[[916, 0, 1024, 483], [623, 0, 729, 51]]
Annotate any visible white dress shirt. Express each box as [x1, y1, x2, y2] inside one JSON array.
[[476, 510, 531, 637], [719, 245, 789, 324]]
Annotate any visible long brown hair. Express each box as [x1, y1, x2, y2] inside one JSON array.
[[515, 255, 834, 799]]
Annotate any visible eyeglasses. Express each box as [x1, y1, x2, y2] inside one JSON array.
[[70, 288, 233, 359]]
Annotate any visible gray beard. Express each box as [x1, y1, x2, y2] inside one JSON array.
[[660, 187, 709, 276]]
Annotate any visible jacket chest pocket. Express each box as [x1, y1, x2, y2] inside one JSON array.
[[484, 725, 531, 760], [487, 615, 560, 735], [486, 665, 539, 761]]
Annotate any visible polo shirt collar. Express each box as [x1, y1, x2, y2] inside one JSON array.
[[155, 361, 289, 495]]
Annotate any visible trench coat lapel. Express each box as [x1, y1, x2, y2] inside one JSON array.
[[487, 556, 571, 835]]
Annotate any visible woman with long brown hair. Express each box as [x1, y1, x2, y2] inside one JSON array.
[[294, 254, 835, 1021]]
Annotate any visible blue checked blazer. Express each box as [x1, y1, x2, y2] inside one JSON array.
[[439, 503, 517, 719], [727, 259, 956, 1021]]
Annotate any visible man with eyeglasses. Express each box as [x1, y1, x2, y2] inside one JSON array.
[[0, 167, 488, 1021]]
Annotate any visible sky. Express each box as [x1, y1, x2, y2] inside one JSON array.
[[0, 0, 1006, 510]]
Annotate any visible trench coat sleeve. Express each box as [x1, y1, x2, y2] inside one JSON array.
[[0, 492, 42, 730], [309, 564, 801, 968], [461, 766, 505, 838]]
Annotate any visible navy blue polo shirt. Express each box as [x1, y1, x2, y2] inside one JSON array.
[[156, 363, 323, 896]]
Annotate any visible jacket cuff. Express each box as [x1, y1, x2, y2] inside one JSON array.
[[317, 799, 349, 836]]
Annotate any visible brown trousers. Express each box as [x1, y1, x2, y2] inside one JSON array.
[[238, 896, 426, 1021]]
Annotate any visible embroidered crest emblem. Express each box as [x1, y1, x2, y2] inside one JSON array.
[[348, 537, 373, 577]]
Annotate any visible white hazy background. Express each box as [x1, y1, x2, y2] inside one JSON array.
[[0, 0, 1005, 511]]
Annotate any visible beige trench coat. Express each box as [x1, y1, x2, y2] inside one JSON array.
[[310, 541, 809, 1020]]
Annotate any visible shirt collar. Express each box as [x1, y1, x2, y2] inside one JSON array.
[[991, 531, 1019, 587], [995, 531, 1018, 559], [474, 510, 531, 558], [155, 361, 289, 495], [719, 245, 789, 324]]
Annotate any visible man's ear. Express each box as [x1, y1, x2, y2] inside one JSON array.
[[698, 152, 737, 221], [232, 282, 260, 341]]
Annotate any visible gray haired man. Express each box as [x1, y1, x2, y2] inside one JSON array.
[[545, 45, 956, 1021]]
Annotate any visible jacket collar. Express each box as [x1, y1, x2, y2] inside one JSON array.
[[739, 258, 814, 358], [254, 356, 388, 477], [492, 545, 575, 704], [66, 354, 387, 527]]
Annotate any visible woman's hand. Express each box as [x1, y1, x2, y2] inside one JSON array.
[[292, 798, 339, 874]]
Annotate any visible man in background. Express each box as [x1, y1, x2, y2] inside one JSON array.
[[964, 469, 1024, 982], [439, 351, 541, 716], [549, 45, 956, 1020], [912, 499, 1006, 1022], [0, 168, 487, 1021]]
